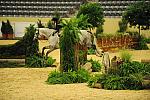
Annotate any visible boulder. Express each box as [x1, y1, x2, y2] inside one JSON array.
[[82, 62, 92, 73]]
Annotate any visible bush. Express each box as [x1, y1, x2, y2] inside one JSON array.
[[88, 59, 102, 72], [77, 2, 104, 28], [26, 55, 56, 67], [120, 50, 132, 63], [0, 24, 39, 57], [118, 20, 127, 33], [135, 36, 149, 50], [46, 69, 90, 84], [88, 73, 143, 90], [118, 61, 150, 76], [47, 20, 53, 29], [88, 61, 149, 90], [96, 25, 103, 38], [87, 48, 95, 55], [45, 57, 56, 67]]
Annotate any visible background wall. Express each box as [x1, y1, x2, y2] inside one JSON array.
[[0, 17, 149, 38]]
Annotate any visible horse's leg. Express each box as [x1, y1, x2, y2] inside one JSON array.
[[42, 45, 51, 56], [42, 47, 46, 56], [45, 46, 55, 58]]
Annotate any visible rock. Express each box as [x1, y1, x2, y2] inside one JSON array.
[[93, 83, 103, 89], [82, 62, 92, 73], [142, 80, 150, 89]]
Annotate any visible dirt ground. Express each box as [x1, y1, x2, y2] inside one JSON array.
[[0, 68, 150, 100], [0, 40, 150, 100]]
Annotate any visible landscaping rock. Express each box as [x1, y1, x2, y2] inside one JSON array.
[[82, 62, 92, 73], [92, 83, 103, 89], [142, 80, 150, 89]]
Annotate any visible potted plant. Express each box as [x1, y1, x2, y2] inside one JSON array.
[[1, 21, 7, 39], [1, 20, 14, 39], [6, 20, 14, 39]]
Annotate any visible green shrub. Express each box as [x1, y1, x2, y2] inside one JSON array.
[[101, 75, 126, 90], [0, 24, 39, 57], [47, 20, 53, 29], [46, 57, 56, 67], [119, 61, 150, 76], [118, 20, 127, 33], [88, 61, 149, 90], [26, 55, 55, 67], [144, 38, 150, 43], [135, 36, 149, 50], [87, 48, 95, 55], [46, 69, 90, 84], [124, 73, 143, 90], [88, 59, 102, 72], [88, 74, 103, 87], [88, 73, 143, 90], [120, 50, 132, 63], [96, 25, 103, 38], [37, 19, 44, 28]]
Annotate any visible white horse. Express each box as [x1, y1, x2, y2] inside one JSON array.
[[35, 28, 103, 57]]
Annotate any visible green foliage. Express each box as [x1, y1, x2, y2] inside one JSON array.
[[26, 55, 56, 67], [88, 73, 143, 90], [47, 20, 53, 29], [52, 11, 60, 29], [88, 74, 102, 88], [76, 14, 92, 30], [60, 19, 80, 72], [144, 38, 150, 43], [118, 20, 128, 33], [96, 25, 103, 38], [46, 69, 90, 84], [88, 61, 150, 90], [46, 57, 56, 67], [37, 19, 44, 28], [88, 59, 102, 72], [0, 24, 39, 57], [120, 50, 132, 63], [122, 1, 150, 34], [87, 48, 95, 55], [118, 61, 150, 76], [77, 2, 104, 28], [135, 36, 149, 50]]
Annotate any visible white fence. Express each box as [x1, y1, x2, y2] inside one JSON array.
[[0, 22, 37, 37]]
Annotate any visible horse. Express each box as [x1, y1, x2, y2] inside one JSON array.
[[35, 28, 103, 57]]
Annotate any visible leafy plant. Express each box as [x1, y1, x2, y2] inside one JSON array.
[[0, 24, 39, 57], [45, 57, 56, 67], [122, 0, 150, 35], [26, 55, 45, 67], [77, 2, 104, 29], [47, 20, 53, 29], [118, 20, 128, 33], [76, 14, 92, 30], [26, 55, 56, 67], [60, 18, 80, 72], [37, 19, 45, 28], [120, 50, 132, 63], [135, 36, 149, 50], [46, 69, 90, 84], [88, 59, 102, 72], [87, 48, 95, 55], [96, 25, 103, 38]]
